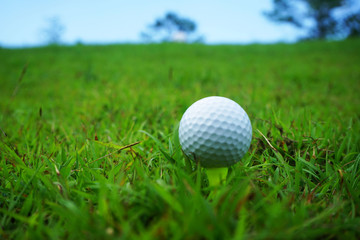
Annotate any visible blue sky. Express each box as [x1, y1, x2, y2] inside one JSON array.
[[0, 0, 304, 47]]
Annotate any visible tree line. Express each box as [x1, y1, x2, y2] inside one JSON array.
[[264, 0, 360, 40], [43, 0, 359, 45]]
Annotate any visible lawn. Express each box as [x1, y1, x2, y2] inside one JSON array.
[[0, 39, 359, 239]]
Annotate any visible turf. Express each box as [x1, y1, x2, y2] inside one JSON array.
[[0, 39, 360, 239]]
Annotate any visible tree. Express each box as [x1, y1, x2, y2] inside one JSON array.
[[141, 12, 199, 43], [264, 0, 360, 39], [343, 11, 360, 37], [42, 17, 65, 45]]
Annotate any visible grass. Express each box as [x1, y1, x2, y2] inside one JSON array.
[[0, 39, 360, 239]]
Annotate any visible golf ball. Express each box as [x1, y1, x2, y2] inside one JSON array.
[[179, 96, 252, 168]]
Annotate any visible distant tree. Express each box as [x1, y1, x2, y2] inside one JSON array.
[[43, 17, 65, 45], [264, 0, 360, 39], [342, 11, 360, 37], [141, 12, 199, 43]]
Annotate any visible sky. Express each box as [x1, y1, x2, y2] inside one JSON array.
[[0, 0, 306, 47]]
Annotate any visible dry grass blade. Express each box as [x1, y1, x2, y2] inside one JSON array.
[[12, 63, 28, 98], [90, 141, 141, 164], [307, 178, 327, 204], [256, 129, 278, 152], [0, 126, 7, 137]]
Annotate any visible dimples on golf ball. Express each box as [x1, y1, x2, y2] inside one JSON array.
[[179, 96, 252, 168]]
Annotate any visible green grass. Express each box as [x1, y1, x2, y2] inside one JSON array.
[[0, 39, 360, 239]]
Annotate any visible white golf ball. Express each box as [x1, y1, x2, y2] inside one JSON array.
[[179, 96, 252, 168]]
